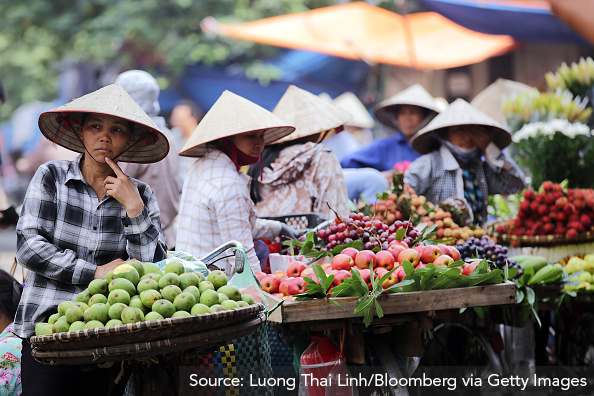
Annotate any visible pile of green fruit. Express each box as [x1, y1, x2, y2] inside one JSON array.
[[35, 260, 256, 336]]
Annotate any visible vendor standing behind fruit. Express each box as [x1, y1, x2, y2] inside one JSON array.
[[176, 90, 296, 276], [404, 99, 526, 225], [15, 84, 169, 396], [340, 84, 441, 184], [247, 85, 352, 219]]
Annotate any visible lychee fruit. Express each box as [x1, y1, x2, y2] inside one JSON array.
[[519, 200, 531, 212], [523, 190, 536, 201], [566, 229, 578, 239], [542, 181, 554, 192], [556, 197, 567, 209]]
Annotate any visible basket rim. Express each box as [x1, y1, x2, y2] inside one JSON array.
[[30, 303, 264, 349]]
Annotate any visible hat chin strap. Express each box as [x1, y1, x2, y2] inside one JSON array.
[[78, 134, 143, 164]]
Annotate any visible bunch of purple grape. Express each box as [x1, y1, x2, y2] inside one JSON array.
[[456, 235, 522, 278], [316, 212, 419, 251]]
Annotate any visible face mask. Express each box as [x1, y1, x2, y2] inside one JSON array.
[[439, 137, 480, 162]]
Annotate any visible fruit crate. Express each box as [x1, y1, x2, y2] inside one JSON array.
[[260, 212, 328, 231], [265, 282, 516, 324]]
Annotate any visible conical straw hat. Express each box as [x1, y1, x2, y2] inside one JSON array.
[[179, 90, 295, 157], [373, 84, 441, 130], [38, 84, 169, 164], [471, 78, 536, 125], [334, 92, 375, 129], [410, 98, 512, 155], [271, 85, 352, 144]]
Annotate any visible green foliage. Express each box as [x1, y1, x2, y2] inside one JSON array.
[[0, 0, 332, 121]]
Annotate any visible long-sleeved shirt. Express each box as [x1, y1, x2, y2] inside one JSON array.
[[340, 132, 420, 171], [14, 154, 167, 338], [403, 144, 526, 225], [176, 148, 281, 276]]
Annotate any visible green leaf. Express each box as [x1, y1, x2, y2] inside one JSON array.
[[516, 288, 525, 304], [300, 241, 314, 255], [267, 299, 284, 316], [350, 269, 370, 295], [328, 298, 345, 310], [375, 299, 384, 319], [395, 228, 406, 241], [525, 286, 536, 306]]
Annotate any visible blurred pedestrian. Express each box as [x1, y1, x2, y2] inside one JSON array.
[[115, 70, 180, 249], [0, 78, 20, 228], [340, 84, 441, 184], [176, 91, 297, 276], [248, 85, 352, 219], [169, 99, 203, 189], [0, 269, 23, 395], [404, 99, 526, 225]]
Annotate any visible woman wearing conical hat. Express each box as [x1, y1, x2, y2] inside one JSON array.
[[247, 85, 352, 220], [176, 91, 296, 276], [404, 99, 526, 225], [340, 84, 440, 179], [16, 84, 170, 395]]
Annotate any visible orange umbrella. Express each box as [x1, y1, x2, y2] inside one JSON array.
[[211, 2, 517, 70]]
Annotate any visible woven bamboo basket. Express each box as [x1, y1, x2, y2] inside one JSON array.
[[31, 312, 267, 366], [30, 304, 264, 352]]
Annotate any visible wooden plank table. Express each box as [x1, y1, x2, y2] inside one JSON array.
[[266, 282, 516, 324]]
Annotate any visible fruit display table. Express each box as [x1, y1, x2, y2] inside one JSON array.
[[266, 282, 515, 325]]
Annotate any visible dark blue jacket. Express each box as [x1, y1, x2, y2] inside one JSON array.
[[339, 132, 420, 171]]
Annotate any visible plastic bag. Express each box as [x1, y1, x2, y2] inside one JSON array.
[[229, 246, 268, 308], [154, 250, 209, 278], [299, 336, 353, 396]]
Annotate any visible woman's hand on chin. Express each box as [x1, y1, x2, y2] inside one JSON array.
[[103, 157, 144, 217]]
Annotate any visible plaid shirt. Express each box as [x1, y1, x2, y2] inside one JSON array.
[[14, 155, 167, 338], [176, 148, 281, 276], [404, 144, 526, 224]]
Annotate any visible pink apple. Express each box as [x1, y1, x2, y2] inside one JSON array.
[[300, 268, 315, 279], [449, 246, 461, 261], [321, 263, 332, 270], [273, 293, 284, 299], [398, 248, 420, 267], [272, 270, 286, 279], [389, 240, 409, 249], [254, 271, 267, 281], [331, 270, 352, 287], [354, 250, 377, 269], [331, 254, 355, 271], [396, 265, 407, 282], [287, 277, 307, 295], [461, 261, 479, 276], [260, 275, 280, 294], [378, 269, 398, 288], [433, 255, 454, 267], [287, 261, 307, 278], [420, 245, 442, 264], [375, 251, 396, 270], [415, 262, 427, 269], [341, 247, 360, 261], [279, 278, 294, 296], [436, 244, 453, 257], [387, 244, 405, 261]]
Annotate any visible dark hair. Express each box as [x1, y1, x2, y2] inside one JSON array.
[[0, 269, 23, 320], [247, 144, 289, 204], [174, 100, 204, 121], [0, 78, 6, 106]]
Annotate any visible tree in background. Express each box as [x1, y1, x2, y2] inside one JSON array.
[[0, 0, 337, 121]]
